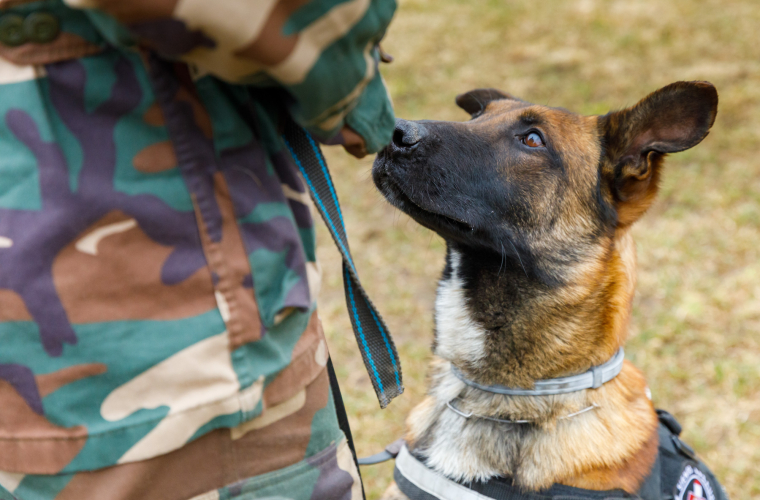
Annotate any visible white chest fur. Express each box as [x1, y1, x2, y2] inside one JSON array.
[[434, 249, 488, 367]]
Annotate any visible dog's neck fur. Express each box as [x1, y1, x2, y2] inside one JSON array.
[[405, 230, 659, 492]]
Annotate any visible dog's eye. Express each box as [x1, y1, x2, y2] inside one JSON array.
[[522, 132, 545, 148]]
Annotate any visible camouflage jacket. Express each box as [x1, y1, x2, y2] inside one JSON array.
[[0, 0, 395, 478]]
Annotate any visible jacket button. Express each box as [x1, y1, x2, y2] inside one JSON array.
[[0, 14, 27, 47], [24, 12, 60, 44]]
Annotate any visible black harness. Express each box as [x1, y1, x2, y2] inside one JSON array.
[[392, 410, 729, 500]]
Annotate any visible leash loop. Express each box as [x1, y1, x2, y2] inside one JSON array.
[[282, 119, 403, 408]]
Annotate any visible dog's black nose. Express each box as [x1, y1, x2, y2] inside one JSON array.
[[392, 119, 426, 150]]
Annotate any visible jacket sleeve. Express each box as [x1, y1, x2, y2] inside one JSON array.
[[65, 0, 397, 153]]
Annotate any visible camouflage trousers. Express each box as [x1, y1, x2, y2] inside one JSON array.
[[0, 369, 362, 500]]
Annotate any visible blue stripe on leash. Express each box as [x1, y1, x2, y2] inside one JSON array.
[[283, 138, 357, 275], [306, 134, 348, 232], [282, 123, 403, 408], [345, 266, 383, 394], [369, 307, 401, 388]]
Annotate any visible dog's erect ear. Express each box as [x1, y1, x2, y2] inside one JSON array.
[[600, 81, 718, 226], [456, 88, 515, 117]]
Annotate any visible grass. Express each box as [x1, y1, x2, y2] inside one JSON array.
[[315, 0, 760, 497]]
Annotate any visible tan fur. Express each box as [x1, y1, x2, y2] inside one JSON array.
[[609, 151, 665, 228], [564, 413, 660, 491], [387, 360, 657, 499], [377, 82, 718, 499], [400, 365, 657, 490], [443, 111, 614, 387], [390, 229, 654, 494], [383, 126, 658, 497]]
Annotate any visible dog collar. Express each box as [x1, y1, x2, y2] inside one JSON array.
[[446, 398, 599, 424], [451, 347, 625, 396]]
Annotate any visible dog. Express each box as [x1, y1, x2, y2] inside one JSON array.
[[372, 82, 727, 499]]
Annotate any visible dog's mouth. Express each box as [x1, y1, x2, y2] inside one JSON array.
[[374, 163, 474, 236]]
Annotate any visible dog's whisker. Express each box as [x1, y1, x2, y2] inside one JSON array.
[[499, 242, 506, 276], [508, 239, 529, 279]]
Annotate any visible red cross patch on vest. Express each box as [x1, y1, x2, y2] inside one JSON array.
[[676, 464, 716, 500]]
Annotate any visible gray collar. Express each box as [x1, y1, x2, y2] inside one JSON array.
[[451, 348, 625, 396]]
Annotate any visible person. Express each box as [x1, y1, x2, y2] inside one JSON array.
[[0, 0, 397, 498]]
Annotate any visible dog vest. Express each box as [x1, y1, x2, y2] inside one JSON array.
[[392, 410, 729, 500]]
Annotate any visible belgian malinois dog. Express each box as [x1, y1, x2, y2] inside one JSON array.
[[372, 82, 721, 498]]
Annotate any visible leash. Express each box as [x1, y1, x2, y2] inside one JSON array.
[[282, 120, 406, 499], [282, 119, 404, 410], [326, 357, 366, 499]]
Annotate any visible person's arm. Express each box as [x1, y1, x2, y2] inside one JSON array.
[[65, 0, 397, 155]]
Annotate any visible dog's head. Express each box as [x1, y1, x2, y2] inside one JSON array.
[[373, 82, 718, 286]]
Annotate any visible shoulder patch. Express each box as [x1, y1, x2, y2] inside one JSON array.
[[675, 463, 716, 500]]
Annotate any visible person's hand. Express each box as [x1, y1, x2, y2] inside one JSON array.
[[340, 46, 392, 158], [340, 125, 368, 158]]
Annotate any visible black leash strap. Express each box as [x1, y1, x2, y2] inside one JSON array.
[[282, 119, 403, 408], [327, 358, 366, 499]]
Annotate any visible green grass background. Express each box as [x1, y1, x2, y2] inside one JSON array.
[[316, 1, 760, 497]]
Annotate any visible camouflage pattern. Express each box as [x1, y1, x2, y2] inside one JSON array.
[[67, 0, 397, 152], [0, 368, 362, 499], [0, 0, 395, 497]]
